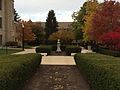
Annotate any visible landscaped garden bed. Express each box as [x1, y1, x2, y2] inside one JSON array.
[[74, 53, 120, 90], [0, 54, 42, 90]]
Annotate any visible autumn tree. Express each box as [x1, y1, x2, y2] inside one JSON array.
[[17, 20, 35, 44], [32, 22, 45, 44], [100, 30, 120, 51], [45, 10, 58, 44], [90, 0, 120, 41], [49, 30, 75, 44], [83, 0, 99, 42]]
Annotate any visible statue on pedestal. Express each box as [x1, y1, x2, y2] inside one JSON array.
[[56, 39, 61, 52]]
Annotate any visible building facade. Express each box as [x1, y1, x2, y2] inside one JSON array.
[[0, 0, 15, 45], [40, 22, 72, 31]]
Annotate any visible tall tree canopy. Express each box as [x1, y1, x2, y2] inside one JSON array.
[[45, 10, 58, 43], [83, 0, 99, 41], [49, 30, 75, 43], [90, 0, 120, 41], [71, 2, 87, 40], [32, 22, 45, 44], [17, 20, 35, 42]]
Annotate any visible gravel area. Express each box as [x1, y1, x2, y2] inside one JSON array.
[[22, 65, 90, 90]]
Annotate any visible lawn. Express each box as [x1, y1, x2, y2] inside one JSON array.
[[0, 49, 22, 55]]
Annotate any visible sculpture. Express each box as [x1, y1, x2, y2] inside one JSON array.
[[56, 39, 61, 52]]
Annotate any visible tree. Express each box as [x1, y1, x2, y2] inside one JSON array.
[[100, 30, 120, 51], [32, 22, 45, 44], [14, 9, 21, 22], [45, 10, 58, 44], [49, 30, 75, 44], [71, 2, 87, 40], [17, 20, 35, 43], [90, 0, 120, 41], [83, 0, 99, 41]]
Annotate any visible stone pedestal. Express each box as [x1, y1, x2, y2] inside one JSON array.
[[88, 45, 91, 50]]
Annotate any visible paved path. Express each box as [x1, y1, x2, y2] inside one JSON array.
[[41, 56, 76, 65], [13, 49, 36, 54], [22, 65, 90, 90], [13, 48, 92, 90]]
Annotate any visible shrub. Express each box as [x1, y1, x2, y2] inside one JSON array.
[[35, 45, 52, 55], [0, 54, 42, 90], [74, 53, 120, 90], [100, 31, 120, 50], [6, 41, 18, 47], [95, 47, 120, 57], [65, 45, 81, 56]]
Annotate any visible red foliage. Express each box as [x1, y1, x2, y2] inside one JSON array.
[[100, 31, 120, 51], [90, 1, 120, 41]]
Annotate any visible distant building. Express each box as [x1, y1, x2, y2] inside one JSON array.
[[40, 22, 72, 31], [0, 0, 15, 45]]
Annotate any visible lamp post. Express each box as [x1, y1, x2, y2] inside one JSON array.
[[22, 22, 25, 51]]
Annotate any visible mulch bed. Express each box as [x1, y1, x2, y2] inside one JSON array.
[[22, 65, 90, 90], [50, 51, 66, 56]]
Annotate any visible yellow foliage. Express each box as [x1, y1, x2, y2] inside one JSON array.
[[49, 30, 75, 41], [83, 0, 99, 41]]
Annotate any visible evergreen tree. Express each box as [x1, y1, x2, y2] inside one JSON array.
[[14, 9, 21, 22], [45, 10, 58, 43]]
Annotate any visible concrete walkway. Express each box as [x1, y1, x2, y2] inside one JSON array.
[[13, 48, 91, 90], [41, 56, 76, 65], [13, 49, 36, 54]]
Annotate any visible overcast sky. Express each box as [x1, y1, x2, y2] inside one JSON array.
[[14, 0, 112, 22]]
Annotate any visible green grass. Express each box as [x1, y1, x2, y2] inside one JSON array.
[[74, 53, 120, 90], [24, 45, 34, 49], [0, 49, 22, 56]]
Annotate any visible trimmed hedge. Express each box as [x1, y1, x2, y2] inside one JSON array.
[[0, 54, 42, 90], [65, 45, 81, 56], [95, 47, 120, 57], [74, 53, 120, 90], [35, 45, 52, 55]]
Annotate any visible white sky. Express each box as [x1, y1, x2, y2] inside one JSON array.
[[14, 0, 119, 22]]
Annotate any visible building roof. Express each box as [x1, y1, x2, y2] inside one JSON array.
[[35, 22, 72, 29]]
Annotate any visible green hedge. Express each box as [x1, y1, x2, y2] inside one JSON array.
[[95, 47, 120, 57], [74, 53, 120, 90], [35, 45, 52, 55], [0, 54, 42, 90], [65, 45, 81, 56]]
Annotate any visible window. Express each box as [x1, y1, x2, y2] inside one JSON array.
[[0, 17, 2, 28], [0, 0, 2, 10]]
